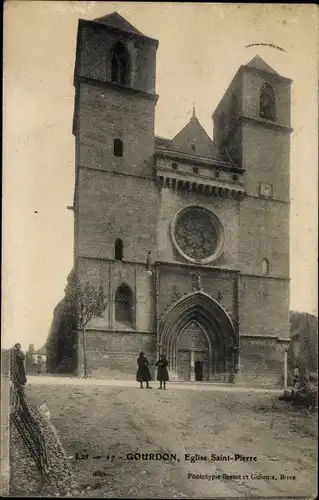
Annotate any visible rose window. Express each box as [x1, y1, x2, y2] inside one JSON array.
[[171, 206, 224, 264]]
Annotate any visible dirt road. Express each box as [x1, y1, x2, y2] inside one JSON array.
[[27, 382, 317, 498]]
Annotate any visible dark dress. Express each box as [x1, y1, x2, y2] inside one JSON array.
[[156, 359, 169, 382], [11, 349, 27, 385], [136, 357, 152, 382]]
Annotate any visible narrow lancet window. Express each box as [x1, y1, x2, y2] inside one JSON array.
[[260, 82, 276, 121], [262, 258, 270, 276], [115, 284, 133, 325], [111, 42, 130, 86], [115, 238, 123, 261]]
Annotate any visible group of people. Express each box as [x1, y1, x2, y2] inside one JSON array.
[[136, 351, 169, 390]]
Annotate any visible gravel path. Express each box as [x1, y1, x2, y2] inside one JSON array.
[[24, 383, 317, 498], [25, 376, 283, 393]]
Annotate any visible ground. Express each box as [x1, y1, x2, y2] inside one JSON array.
[[25, 378, 317, 498]]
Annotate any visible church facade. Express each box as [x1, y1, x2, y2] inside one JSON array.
[[53, 12, 292, 386]]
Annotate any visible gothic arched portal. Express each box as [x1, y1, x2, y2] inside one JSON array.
[[159, 291, 238, 382]]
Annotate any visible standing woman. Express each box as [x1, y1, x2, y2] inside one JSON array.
[[156, 354, 169, 390], [36, 355, 42, 375], [136, 351, 152, 389], [11, 343, 27, 386]]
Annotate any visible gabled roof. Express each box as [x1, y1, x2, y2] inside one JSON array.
[[245, 55, 280, 76], [169, 112, 224, 162], [93, 11, 144, 36], [35, 346, 46, 355], [155, 136, 172, 149]]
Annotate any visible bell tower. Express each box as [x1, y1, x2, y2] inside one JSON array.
[[213, 55, 292, 351], [72, 12, 159, 264], [212, 55, 292, 200]]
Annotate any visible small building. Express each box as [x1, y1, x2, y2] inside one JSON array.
[[33, 346, 47, 364], [26, 344, 47, 373]]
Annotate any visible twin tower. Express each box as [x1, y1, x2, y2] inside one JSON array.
[[52, 12, 292, 386]]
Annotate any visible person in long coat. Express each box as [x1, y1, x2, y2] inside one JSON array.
[[11, 343, 27, 386], [156, 354, 169, 390], [36, 355, 42, 375], [136, 351, 152, 389]]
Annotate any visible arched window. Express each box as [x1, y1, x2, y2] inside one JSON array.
[[111, 42, 130, 86], [262, 258, 270, 276], [115, 238, 123, 261], [260, 82, 276, 121], [114, 138, 123, 157], [115, 284, 133, 325]]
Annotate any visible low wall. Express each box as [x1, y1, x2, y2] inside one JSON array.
[[77, 330, 157, 379], [235, 337, 286, 388], [0, 350, 10, 496]]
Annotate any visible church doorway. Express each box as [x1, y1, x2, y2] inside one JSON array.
[[176, 322, 213, 381], [195, 361, 203, 381], [159, 291, 238, 383]]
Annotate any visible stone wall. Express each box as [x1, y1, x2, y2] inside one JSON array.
[[238, 197, 289, 277], [157, 188, 240, 269], [77, 83, 156, 178], [239, 275, 290, 340], [0, 350, 10, 496], [77, 330, 156, 379], [158, 264, 236, 320], [76, 21, 157, 95], [77, 258, 155, 333], [77, 170, 159, 262], [237, 337, 286, 387]]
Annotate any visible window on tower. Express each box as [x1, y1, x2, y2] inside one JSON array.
[[111, 42, 130, 86], [260, 82, 276, 121], [115, 238, 124, 261], [114, 138, 123, 157], [115, 284, 133, 325], [262, 258, 270, 276]]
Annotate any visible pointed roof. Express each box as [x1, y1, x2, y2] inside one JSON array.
[[93, 12, 144, 36], [245, 55, 280, 76], [35, 345, 46, 356], [170, 114, 224, 161]]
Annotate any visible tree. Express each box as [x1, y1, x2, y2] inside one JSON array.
[[289, 311, 318, 383], [65, 275, 107, 378]]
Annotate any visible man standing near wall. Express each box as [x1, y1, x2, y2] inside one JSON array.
[[10, 343, 27, 387]]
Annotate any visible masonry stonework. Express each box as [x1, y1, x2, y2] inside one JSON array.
[[48, 13, 292, 388]]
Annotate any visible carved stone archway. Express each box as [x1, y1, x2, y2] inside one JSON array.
[[159, 291, 238, 381]]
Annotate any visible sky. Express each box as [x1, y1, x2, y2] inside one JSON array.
[[3, 2, 318, 351]]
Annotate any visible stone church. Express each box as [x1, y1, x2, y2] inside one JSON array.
[[47, 12, 292, 386]]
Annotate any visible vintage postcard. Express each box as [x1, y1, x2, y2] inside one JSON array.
[[2, 1, 318, 498]]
